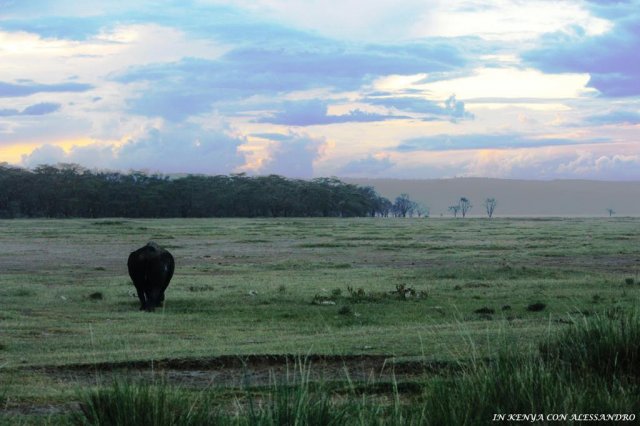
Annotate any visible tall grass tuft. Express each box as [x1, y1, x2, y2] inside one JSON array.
[[539, 310, 640, 380], [420, 311, 640, 425], [421, 352, 639, 425], [245, 361, 348, 425], [73, 380, 219, 426], [73, 362, 424, 425]]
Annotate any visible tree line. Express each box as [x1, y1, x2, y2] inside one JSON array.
[[0, 163, 401, 219]]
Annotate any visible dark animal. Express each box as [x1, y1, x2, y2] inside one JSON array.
[[127, 242, 175, 311]]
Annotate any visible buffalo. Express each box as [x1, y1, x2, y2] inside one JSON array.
[[127, 242, 175, 311]]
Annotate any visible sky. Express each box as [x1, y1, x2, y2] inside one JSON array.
[[0, 0, 639, 180]]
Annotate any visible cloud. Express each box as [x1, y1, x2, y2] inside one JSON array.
[[443, 95, 474, 121], [365, 93, 474, 122], [0, 81, 93, 97], [0, 16, 111, 40], [0, 1, 328, 47], [396, 133, 607, 152], [113, 40, 467, 121], [213, 0, 430, 42], [586, 109, 640, 124], [0, 102, 61, 116], [20, 144, 67, 167], [257, 132, 326, 178], [21, 123, 246, 174], [459, 148, 640, 180], [0, 108, 20, 116], [339, 155, 395, 176], [522, 5, 640, 97], [0, 0, 119, 18], [413, 0, 611, 41], [256, 100, 408, 126], [115, 127, 244, 173], [21, 102, 61, 115], [556, 151, 640, 179]]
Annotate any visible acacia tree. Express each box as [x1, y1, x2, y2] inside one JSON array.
[[448, 205, 461, 218], [459, 197, 472, 218], [484, 198, 497, 218], [393, 193, 417, 217], [606, 208, 615, 217], [415, 203, 430, 218]]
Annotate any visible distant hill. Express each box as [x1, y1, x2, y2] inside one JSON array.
[[344, 178, 640, 217]]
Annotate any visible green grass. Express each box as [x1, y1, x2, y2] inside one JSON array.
[[0, 217, 639, 422], [69, 312, 640, 426], [422, 311, 640, 425]]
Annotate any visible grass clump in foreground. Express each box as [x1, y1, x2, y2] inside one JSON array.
[[73, 361, 354, 426], [539, 310, 640, 379], [73, 312, 640, 426], [423, 311, 640, 425], [74, 381, 218, 426]]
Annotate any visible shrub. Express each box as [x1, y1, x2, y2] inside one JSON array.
[[338, 305, 353, 316], [89, 292, 103, 300], [347, 286, 366, 300], [527, 302, 546, 312]]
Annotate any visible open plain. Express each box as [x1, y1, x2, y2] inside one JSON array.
[[1, 217, 639, 424]]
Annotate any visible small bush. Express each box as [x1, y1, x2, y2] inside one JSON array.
[[311, 294, 336, 305], [188, 285, 214, 292], [92, 220, 126, 226], [338, 305, 353, 316], [89, 292, 103, 301], [393, 284, 426, 299], [474, 307, 495, 315], [625, 277, 634, 285], [527, 302, 546, 312], [347, 286, 366, 301], [331, 288, 342, 298]]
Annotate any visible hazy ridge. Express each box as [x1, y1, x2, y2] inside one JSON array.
[[345, 178, 640, 217]]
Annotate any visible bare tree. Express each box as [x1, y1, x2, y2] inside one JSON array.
[[484, 198, 497, 218], [606, 208, 615, 217], [448, 205, 461, 218], [459, 197, 472, 218]]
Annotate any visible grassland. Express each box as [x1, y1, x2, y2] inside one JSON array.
[[1, 217, 639, 424]]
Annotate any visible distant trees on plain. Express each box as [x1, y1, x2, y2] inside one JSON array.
[[0, 163, 514, 219], [0, 163, 394, 219]]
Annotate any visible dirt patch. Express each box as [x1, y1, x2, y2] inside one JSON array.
[[5, 355, 457, 418], [32, 354, 454, 389], [535, 255, 639, 274]]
